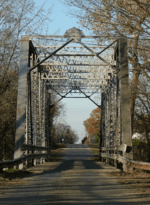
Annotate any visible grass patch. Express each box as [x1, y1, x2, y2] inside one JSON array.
[[5, 169, 19, 173], [51, 143, 68, 149], [87, 143, 99, 148], [3, 169, 31, 179], [5, 169, 29, 173], [132, 139, 145, 145], [93, 149, 99, 154]]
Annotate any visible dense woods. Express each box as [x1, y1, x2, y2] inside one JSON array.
[[49, 92, 79, 145], [52, 123, 79, 144]]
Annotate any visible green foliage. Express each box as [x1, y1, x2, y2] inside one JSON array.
[[93, 149, 99, 154], [132, 139, 145, 145], [5, 169, 29, 173], [81, 136, 87, 144], [95, 131, 100, 143]]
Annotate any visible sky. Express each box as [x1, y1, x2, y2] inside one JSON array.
[[35, 0, 98, 143]]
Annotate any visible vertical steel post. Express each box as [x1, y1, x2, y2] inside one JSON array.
[[38, 71, 43, 164], [111, 75, 117, 167], [109, 76, 115, 165], [114, 68, 121, 168], [47, 93, 50, 147], [111, 77, 115, 147], [45, 90, 51, 161], [40, 79, 46, 163], [101, 92, 106, 162], [39, 72, 41, 145], [119, 38, 133, 172], [14, 36, 30, 169], [24, 101, 28, 169], [105, 90, 109, 164], [100, 92, 103, 161], [31, 68, 38, 166], [108, 83, 112, 165]]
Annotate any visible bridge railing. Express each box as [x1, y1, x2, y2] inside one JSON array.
[[100, 144, 150, 171], [1, 144, 150, 172], [0, 145, 51, 169]]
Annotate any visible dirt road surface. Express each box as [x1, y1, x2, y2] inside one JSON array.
[[0, 144, 150, 204]]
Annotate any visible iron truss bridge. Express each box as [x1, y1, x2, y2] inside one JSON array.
[[14, 27, 133, 172]]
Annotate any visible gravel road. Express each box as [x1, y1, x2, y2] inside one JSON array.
[[0, 144, 149, 204]]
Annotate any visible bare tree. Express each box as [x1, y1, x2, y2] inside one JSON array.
[[0, 0, 53, 160], [133, 71, 150, 143], [52, 123, 79, 144]]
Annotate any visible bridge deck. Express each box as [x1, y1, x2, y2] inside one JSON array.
[[0, 144, 149, 204]]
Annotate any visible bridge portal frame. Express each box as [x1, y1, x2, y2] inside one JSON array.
[[14, 28, 132, 172]]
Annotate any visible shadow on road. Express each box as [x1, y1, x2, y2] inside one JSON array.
[[1, 145, 150, 204]]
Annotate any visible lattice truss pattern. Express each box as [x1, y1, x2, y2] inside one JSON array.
[[13, 27, 133, 171], [101, 73, 122, 150], [13, 27, 132, 171], [27, 35, 124, 147], [35, 44, 116, 94], [25, 35, 122, 154]]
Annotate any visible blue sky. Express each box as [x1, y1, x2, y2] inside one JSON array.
[[35, 0, 97, 143]]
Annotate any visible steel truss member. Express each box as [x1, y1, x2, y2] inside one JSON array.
[[14, 28, 132, 172]]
